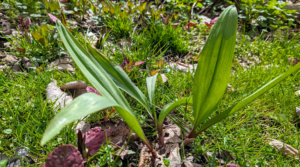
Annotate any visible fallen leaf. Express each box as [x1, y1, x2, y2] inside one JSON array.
[[160, 73, 168, 83], [158, 59, 163, 69], [60, 81, 88, 89], [49, 57, 75, 74], [138, 146, 152, 167], [268, 138, 299, 158], [185, 22, 197, 30], [60, 81, 88, 98], [151, 70, 160, 76], [46, 79, 73, 113], [169, 143, 181, 167]]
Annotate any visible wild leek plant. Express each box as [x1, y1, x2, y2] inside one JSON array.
[[41, 6, 300, 159], [157, 6, 300, 146]]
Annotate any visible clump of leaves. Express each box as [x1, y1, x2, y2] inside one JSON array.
[[238, 0, 297, 34]]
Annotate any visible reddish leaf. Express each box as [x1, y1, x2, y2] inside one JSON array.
[[61, 10, 66, 25], [211, 17, 218, 24], [23, 18, 31, 29], [172, 23, 180, 27], [121, 54, 129, 68], [205, 22, 213, 27], [86, 86, 101, 96], [48, 13, 60, 23], [135, 61, 146, 66], [185, 22, 198, 29], [42, 144, 84, 167], [83, 127, 111, 156]]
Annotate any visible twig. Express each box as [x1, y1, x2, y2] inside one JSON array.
[[191, 2, 196, 20]]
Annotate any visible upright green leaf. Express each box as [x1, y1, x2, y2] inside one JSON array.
[[158, 97, 193, 128], [193, 63, 300, 137], [56, 21, 131, 111], [146, 73, 158, 105], [41, 93, 147, 145], [87, 46, 152, 118], [193, 6, 238, 129]]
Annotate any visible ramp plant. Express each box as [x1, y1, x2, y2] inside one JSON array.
[[41, 5, 300, 161]]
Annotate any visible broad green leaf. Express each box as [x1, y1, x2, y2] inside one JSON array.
[[0, 159, 7, 167], [50, 3, 60, 11], [56, 21, 131, 111], [31, 32, 48, 47], [87, 45, 152, 117], [41, 93, 147, 145], [194, 63, 300, 136], [146, 73, 158, 105], [158, 97, 193, 128], [193, 6, 238, 128], [40, 25, 48, 37]]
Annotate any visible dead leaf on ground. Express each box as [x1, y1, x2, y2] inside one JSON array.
[[60, 81, 88, 98], [75, 121, 91, 134], [267, 138, 299, 159], [49, 57, 75, 74], [93, 120, 132, 147], [138, 146, 152, 167], [169, 62, 198, 73], [46, 79, 73, 113]]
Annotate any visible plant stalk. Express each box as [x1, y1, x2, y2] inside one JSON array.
[[145, 140, 157, 158]]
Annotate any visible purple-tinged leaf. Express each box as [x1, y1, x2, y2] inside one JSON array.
[[160, 14, 166, 24], [121, 54, 129, 68], [48, 13, 60, 23], [288, 57, 300, 66], [172, 23, 180, 27], [86, 86, 101, 96], [24, 18, 31, 29], [135, 61, 146, 66], [83, 127, 111, 156], [211, 17, 218, 24], [42, 144, 84, 167]]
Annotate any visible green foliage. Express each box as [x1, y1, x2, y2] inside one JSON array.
[[144, 23, 190, 56], [88, 145, 122, 167], [238, 0, 297, 34]]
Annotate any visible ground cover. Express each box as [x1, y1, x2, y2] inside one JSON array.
[[1, 0, 300, 166]]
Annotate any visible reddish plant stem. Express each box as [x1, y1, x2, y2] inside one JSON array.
[[145, 140, 157, 158]]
